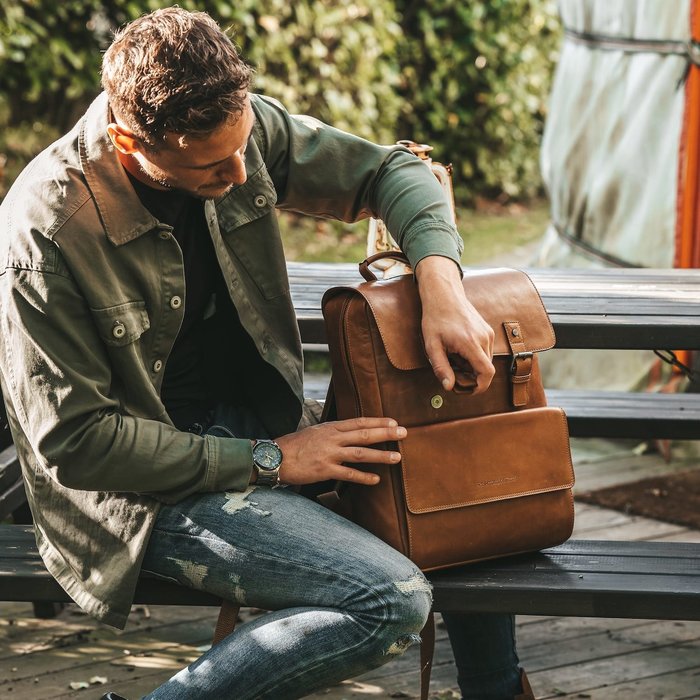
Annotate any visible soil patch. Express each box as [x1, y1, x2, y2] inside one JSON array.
[[576, 468, 700, 530]]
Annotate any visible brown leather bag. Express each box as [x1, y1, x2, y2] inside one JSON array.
[[321, 253, 575, 571]]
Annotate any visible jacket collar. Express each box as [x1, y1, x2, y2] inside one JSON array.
[[79, 92, 160, 246]]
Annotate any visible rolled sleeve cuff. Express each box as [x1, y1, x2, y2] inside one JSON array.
[[401, 222, 464, 273], [204, 434, 253, 492]]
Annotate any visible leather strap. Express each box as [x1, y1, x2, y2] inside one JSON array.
[[420, 612, 436, 700], [503, 321, 533, 407], [317, 489, 342, 511], [212, 599, 241, 646], [359, 251, 412, 281]]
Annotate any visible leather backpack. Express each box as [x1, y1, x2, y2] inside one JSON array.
[[320, 252, 575, 571]]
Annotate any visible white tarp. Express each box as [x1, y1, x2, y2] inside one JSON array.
[[535, 0, 691, 391], [538, 0, 689, 269]]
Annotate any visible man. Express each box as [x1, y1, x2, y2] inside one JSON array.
[[0, 8, 532, 699]]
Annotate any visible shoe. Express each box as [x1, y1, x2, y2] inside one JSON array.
[[100, 693, 128, 700], [514, 669, 536, 699]]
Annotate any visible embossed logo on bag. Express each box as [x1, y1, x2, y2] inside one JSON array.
[[476, 476, 518, 487]]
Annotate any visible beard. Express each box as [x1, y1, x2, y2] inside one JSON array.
[[135, 159, 234, 200], [134, 159, 174, 190]]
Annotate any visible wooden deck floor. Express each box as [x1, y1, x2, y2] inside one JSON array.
[[2, 442, 700, 699]]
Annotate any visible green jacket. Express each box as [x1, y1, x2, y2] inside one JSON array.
[[0, 92, 462, 628]]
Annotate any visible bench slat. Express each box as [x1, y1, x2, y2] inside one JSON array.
[[542, 538, 700, 559], [548, 389, 700, 439], [3, 526, 700, 620], [430, 540, 700, 619], [431, 578, 700, 619], [0, 525, 221, 606]]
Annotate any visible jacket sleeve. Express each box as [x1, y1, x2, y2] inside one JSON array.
[[0, 266, 252, 502], [251, 94, 464, 269]]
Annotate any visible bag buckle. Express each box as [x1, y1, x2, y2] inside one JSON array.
[[510, 351, 533, 375]]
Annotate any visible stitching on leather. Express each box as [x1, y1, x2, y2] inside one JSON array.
[[405, 481, 575, 514], [402, 408, 574, 514], [358, 269, 555, 371], [344, 297, 367, 417], [360, 285, 420, 371]]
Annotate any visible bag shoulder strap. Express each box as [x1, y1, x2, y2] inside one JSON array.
[[213, 599, 240, 645], [420, 612, 436, 700]]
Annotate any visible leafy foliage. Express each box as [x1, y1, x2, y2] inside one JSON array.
[[0, 0, 560, 201], [221, 0, 403, 143], [395, 0, 560, 199]]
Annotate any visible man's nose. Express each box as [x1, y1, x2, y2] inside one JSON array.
[[218, 154, 247, 185]]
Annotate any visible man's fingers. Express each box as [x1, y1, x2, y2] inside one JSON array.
[[340, 446, 402, 465], [468, 348, 496, 394], [426, 343, 455, 391], [331, 464, 382, 486], [333, 421, 406, 444], [333, 416, 399, 432]]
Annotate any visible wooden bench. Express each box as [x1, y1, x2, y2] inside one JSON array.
[[3, 524, 699, 622], [2, 263, 700, 624]]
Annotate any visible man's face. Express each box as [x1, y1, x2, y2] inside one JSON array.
[[129, 97, 256, 199]]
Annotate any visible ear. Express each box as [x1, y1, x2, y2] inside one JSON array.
[[106, 122, 143, 156]]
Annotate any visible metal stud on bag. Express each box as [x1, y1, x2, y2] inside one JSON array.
[[431, 395, 443, 409]]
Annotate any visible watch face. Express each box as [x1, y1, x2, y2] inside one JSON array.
[[254, 441, 282, 470]]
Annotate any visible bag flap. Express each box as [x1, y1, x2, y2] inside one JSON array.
[[324, 267, 554, 371], [400, 407, 574, 514]]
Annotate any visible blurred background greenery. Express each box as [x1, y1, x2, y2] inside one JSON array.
[[0, 0, 559, 263], [279, 201, 549, 264]]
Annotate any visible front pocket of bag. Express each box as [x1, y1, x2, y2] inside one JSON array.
[[398, 407, 575, 570], [400, 407, 574, 513]]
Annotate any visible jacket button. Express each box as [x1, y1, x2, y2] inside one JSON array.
[[112, 322, 126, 339], [170, 295, 182, 310], [153, 360, 163, 372], [254, 194, 267, 208]]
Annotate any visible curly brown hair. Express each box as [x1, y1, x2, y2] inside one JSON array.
[[101, 7, 252, 148]]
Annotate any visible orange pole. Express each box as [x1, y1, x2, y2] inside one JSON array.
[[676, 0, 700, 268], [672, 1, 700, 371]]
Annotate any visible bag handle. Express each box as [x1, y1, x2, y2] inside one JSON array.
[[359, 252, 412, 281]]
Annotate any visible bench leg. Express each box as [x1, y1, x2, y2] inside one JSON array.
[[515, 670, 535, 699], [32, 601, 65, 619]]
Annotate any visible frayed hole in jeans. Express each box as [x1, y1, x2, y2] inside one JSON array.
[[385, 633, 421, 655], [394, 571, 433, 600], [141, 568, 183, 586]]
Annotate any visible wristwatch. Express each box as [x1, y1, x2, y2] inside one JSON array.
[[252, 439, 284, 487]]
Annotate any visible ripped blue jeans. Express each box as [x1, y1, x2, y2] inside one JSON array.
[[141, 406, 521, 699], [141, 486, 431, 699]]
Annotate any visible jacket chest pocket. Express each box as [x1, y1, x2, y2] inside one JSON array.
[[216, 166, 288, 300], [90, 300, 151, 347], [217, 165, 278, 230]]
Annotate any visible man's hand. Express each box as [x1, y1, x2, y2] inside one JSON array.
[[415, 255, 495, 394], [275, 417, 405, 486]]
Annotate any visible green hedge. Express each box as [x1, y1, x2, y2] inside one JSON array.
[[395, 0, 560, 199], [0, 0, 559, 201]]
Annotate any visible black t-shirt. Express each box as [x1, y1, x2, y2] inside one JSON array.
[[126, 172, 287, 436], [127, 173, 223, 429]]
